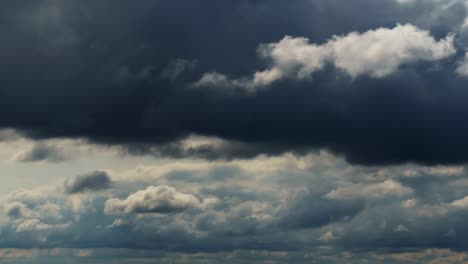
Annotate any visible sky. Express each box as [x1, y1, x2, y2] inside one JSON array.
[[4, 0, 468, 263]]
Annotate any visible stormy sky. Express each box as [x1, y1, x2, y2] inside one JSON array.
[[3, 0, 468, 263]]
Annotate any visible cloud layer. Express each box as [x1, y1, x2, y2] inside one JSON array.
[[2, 153, 468, 261]]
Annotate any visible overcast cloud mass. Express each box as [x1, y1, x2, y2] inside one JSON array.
[[3, 0, 468, 263]]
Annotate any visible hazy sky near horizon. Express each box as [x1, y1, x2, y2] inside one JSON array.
[[4, 0, 468, 263]]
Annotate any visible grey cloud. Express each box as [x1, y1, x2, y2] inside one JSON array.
[[5, 202, 29, 219], [0, 129, 20, 142], [277, 188, 365, 229], [193, 201, 277, 236], [13, 143, 67, 163], [65, 171, 112, 194]]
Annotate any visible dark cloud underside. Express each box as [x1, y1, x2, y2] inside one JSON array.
[[1, 0, 468, 165]]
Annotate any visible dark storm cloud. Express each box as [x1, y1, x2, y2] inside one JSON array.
[[1, 0, 468, 165], [65, 171, 112, 194]]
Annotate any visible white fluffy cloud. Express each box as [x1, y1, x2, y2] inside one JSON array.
[[104, 185, 201, 214], [196, 24, 455, 91]]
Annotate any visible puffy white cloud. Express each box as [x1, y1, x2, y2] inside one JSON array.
[[323, 24, 454, 78], [196, 24, 456, 91], [104, 185, 201, 214]]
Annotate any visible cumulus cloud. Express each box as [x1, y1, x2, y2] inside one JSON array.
[[196, 24, 456, 91], [64, 171, 112, 194], [104, 185, 201, 214]]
